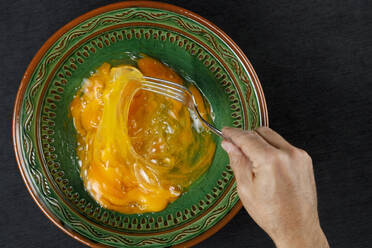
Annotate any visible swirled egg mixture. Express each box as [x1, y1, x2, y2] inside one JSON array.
[[70, 55, 216, 214]]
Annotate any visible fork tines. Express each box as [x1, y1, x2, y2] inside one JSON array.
[[141, 76, 188, 103]]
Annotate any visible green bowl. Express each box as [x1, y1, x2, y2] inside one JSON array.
[[13, 1, 268, 247]]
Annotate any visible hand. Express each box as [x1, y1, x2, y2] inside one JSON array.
[[221, 127, 329, 248]]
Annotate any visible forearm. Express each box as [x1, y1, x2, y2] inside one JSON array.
[[274, 225, 329, 248]]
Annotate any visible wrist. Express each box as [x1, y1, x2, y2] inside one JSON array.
[[274, 224, 329, 248]]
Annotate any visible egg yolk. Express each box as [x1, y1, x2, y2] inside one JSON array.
[[70, 56, 216, 214]]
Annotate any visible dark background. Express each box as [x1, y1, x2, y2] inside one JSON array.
[[1, 0, 371, 247]]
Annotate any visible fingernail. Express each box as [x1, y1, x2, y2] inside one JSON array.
[[221, 141, 234, 153]]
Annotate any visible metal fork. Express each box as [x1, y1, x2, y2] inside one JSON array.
[[140, 76, 224, 138]]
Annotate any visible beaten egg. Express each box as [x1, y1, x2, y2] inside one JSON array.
[[70, 55, 216, 214]]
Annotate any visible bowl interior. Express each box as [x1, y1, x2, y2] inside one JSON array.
[[41, 26, 244, 231]]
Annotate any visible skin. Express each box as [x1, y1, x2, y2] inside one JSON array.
[[221, 127, 329, 248]]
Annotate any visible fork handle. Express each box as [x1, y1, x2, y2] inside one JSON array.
[[203, 122, 232, 142], [206, 124, 224, 138]]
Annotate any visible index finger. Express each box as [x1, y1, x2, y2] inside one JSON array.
[[254, 127, 294, 151], [222, 127, 276, 165]]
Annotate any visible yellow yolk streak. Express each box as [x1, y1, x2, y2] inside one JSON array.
[[70, 56, 216, 214]]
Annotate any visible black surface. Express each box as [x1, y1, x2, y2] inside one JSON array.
[[1, 0, 371, 247]]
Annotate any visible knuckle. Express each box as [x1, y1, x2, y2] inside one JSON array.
[[292, 148, 312, 162], [287, 146, 297, 155]]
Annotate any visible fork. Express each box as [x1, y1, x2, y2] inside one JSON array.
[[140, 76, 224, 138]]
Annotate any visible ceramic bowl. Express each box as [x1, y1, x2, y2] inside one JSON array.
[[13, 1, 268, 247]]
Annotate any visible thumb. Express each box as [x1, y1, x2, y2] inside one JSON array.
[[221, 140, 253, 187]]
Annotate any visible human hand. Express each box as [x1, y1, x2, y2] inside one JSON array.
[[221, 127, 329, 248]]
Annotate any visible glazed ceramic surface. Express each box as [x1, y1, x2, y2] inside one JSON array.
[[13, 1, 268, 247]]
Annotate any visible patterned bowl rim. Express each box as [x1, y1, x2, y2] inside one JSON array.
[[13, 1, 269, 247]]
